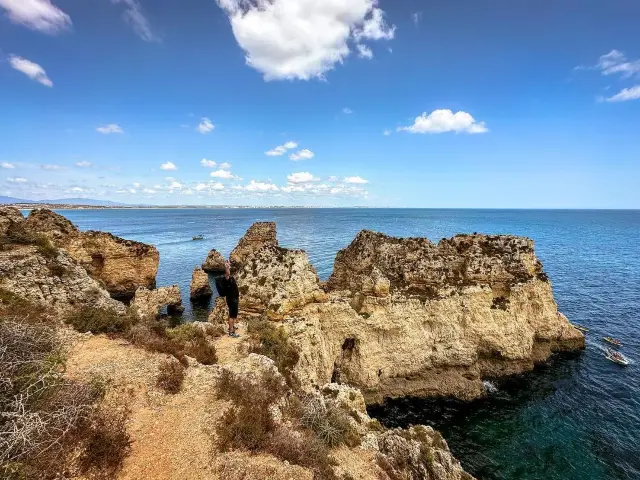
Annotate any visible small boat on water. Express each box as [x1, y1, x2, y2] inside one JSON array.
[[573, 324, 589, 333], [603, 336, 623, 347], [192, 235, 204, 241], [605, 348, 629, 366]]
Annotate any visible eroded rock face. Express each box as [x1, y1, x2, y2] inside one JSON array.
[[202, 248, 226, 273], [0, 244, 125, 315], [190, 267, 213, 301], [131, 285, 183, 319], [236, 245, 327, 319], [229, 222, 278, 272], [0, 206, 25, 236], [24, 209, 159, 300], [285, 230, 584, 403], [208, 297, 228, 325]]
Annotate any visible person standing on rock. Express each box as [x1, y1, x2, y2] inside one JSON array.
[[216, 261, 240, 338]]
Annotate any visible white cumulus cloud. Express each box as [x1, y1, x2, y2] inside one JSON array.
[[219, 162, 232, 170], [605, 85, 640, 102], [200, 158, 217, 168], [75, 161, 92, 167], [215, 0, 395, 81], [1, 162, 15, 169], [111, 0, 158, 42], [160, 161, 178, 171], [9, 55, 53, 87], [287, 172, 318, 184], [399, 109, 488, 134], [344, 176, 369, 184], [290, 149, 315, 161], [266, 141, 297, 156], [0, 0, 71, 34], [7, 177, 27, 183], [96, 124, 124, 134], [197, 117, 215, 134], [245, 180, 279, 192], [210, 169, 239, 180]]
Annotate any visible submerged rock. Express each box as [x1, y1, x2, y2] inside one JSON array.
[[131, 285, 183, 319], [202, 248, 226, 273], [229, 222, 278, 272], [23, 209, 159, 300], [190, 267, 213, 301]]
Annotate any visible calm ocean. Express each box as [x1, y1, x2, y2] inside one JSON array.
[[54, 208, 640, 480]]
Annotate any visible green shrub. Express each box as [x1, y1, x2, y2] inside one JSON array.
[[247, 319, 300, 386], [65, 307, 137, 334], [156, 359, 186, 394]]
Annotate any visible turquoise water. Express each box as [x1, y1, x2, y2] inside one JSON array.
[[55, 208, 640, 479]]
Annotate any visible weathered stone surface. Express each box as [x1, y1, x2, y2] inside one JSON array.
[[202, 248, 226, 273], [236, 245, 327, 319], [0, 244, 125, 315], [283, 230, 583, 403], [190, 267, 213, 301], [131, 285, 183, 319], [0, 206, 25, 236], [24, 209, 159, 300], [229, 222, 278, 271], [208, 297, 228, 324]]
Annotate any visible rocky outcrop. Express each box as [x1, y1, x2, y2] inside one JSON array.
[[131, 285, 184, 319], [0, 244, 125, 315], [208, 297, 229, 324], [23, 209, 159, 300], [231, 225, 583, 404], [0, 206, 25, 236], [235, 245, 327, 319], [229, 222, 278, 271], [202, 248, 226, 273], [190, 267, 212, 301]]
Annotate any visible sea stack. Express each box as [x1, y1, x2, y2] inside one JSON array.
[[202, 248, 226, 273], [229, 221, 278, 272], [232, 224, 585, 404], [190, 267, 213, 301]]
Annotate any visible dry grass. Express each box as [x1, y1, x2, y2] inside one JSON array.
[[299, 396, 360, 448], [65, 307, 138, 334], [156, 359, 186, 394]]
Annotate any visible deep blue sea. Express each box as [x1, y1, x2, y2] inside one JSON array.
[[53, 208, 640, 480]]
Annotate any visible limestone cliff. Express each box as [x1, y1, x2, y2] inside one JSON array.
[[202, 248, 226, 273], [190, 267, 213, 301], [232, 225, 584, 403], [131, 285, 184, 319], [24, 209, 159, 300]]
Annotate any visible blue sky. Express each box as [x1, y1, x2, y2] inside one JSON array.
[[0, 0, 639, 208]]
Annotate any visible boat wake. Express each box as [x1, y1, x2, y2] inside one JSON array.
[[483, 380, 499, 394]]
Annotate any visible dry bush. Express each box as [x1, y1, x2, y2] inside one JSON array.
[[78, 402, 132, 478], [4, 223, 59, 259], [0, 289, 50, 324], [247, 319, 300, 386], [127, 320, 217, 366], [65, 307, 138, 335], [300, 396, 360, 448], [215, 368, 337, 479], [156, 359, 185, 394]]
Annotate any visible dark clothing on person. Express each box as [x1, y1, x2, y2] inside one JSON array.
[[216, 275, 239, 301], [216, 275, 240, 319]]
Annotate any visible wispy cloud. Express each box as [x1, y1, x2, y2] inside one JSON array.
[[356, 44, 373, 59], [40, 164, 65, 171], [75, 161, 93, 167], [0, 0, 71, 34], [1, 162, 15, 169], [96, 124, 124, 134], [111, 0, 159, 42], [344, 176, 369, 184], [266, 141, 297, 156], [604, 85, 640, 102], [7, 177, 27, 183], [9, 55, 53, 87], [200, 158, 217, 168], [342, 107, 353, 114]]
